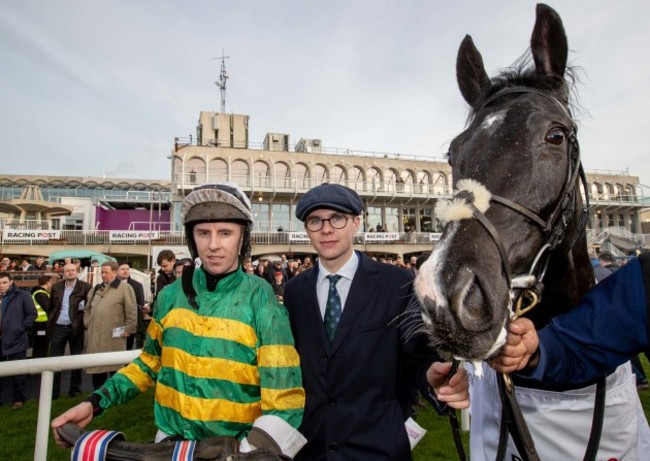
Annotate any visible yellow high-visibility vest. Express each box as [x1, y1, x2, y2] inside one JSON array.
[[32, 288, 49, 323]]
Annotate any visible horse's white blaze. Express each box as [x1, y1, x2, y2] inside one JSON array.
[[480, 109, 508, 135], [414, 221, 459, 311]]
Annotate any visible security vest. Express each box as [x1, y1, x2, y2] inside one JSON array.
[[32, 288, 49, 323]]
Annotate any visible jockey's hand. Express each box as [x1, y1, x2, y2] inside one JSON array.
[[426, 361, 470, 409], [489, 317, 540, 374], [51, 402, 94, 448]]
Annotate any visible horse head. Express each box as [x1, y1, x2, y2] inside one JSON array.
[[415, 4, 592, 362]]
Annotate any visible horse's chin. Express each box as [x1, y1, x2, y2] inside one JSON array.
[[421, 304, 509, 362]]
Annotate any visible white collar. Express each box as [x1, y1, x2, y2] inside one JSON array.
[[317, 251, 359, 284]]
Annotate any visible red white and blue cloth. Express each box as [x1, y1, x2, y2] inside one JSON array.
[[71, 430, 125, 461], [70, 429, 197, 461]]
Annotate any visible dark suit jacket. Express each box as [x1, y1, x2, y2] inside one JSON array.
[[284, 252, 440, 461], [125, 277, 145, 308], [48, 279, 92, 337]]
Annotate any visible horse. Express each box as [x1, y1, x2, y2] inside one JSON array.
[[414, 4, 650, 460]]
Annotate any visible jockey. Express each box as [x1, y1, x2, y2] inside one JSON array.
[[51, 183, 306, 459]]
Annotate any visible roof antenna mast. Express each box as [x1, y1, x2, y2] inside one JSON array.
[[215, 49, 230, 113]]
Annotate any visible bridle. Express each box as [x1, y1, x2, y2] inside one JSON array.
[[446, 87, 604, 461]]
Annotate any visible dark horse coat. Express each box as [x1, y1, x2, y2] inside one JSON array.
[[284, 252, 441, 461]]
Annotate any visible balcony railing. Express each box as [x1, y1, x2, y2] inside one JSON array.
[[174, 173, 453, 198], [0, 230, 440, 247]]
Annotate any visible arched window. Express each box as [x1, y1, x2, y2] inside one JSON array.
[[400, 170, 414, 194], [231, 160, 250, 187], [295, 163, 310, 189], [591, 182, 604, 201], [368, 168, 382, 192], [187, 157, 206, 185], [385, 169, 398, 193], [331, 165, 347, 185], [417, 171, 432, 194], [209, 158, 228, 183], [315, 164, 328, 184], [431, 171, 446, 195], [614, 183, 625, 201], [254, 161, 270, 187], [275, 162, 290, 189], [603, 183, 614, 201], [350, 167, 364, 192]]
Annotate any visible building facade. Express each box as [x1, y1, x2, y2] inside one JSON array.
[[1, 111, 648, 264]]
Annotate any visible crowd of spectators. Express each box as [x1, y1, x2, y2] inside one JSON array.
[[244, 253, 425, 303]]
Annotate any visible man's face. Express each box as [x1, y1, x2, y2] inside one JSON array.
[[160, 258, 175, 275], [63, 264, 78, 282], [117, 264, 130, 280], [101, 265, 117, 284], [0, 276, 12, 295], [305, 209, 359, 265], [36, 257, 44, 265], [1, 257, 9, 266], [193, 222, 243, 276]]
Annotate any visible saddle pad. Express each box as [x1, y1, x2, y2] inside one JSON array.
[[468, 362, 650, 461]]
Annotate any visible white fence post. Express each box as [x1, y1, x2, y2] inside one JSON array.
[[0, 350, 140, 461]]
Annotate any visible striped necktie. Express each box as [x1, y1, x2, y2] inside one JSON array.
[[324, 275, 342, 343]]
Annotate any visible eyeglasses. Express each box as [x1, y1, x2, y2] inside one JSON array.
[[305, 213, 352, 232]]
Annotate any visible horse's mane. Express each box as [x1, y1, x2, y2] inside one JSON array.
[[466, 52, 582, 124]]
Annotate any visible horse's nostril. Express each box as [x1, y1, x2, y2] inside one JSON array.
[[450, 268, 486, 331]]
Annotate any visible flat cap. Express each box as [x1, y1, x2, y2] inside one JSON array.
[[296, 183, 363, 221]]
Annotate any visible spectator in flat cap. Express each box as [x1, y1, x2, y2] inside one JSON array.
[[284, 183, 469, 461]]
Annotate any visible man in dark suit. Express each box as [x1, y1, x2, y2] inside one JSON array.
[[284, 183, 469, 461], [117, 262, 146, 349], [47, 263, 92, 398]]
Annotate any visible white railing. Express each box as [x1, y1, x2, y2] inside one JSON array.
[[0, 349, 470, 460], [0, 350, 140, 461]]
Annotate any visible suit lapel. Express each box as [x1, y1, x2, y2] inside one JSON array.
[[302, 266, 331, 352], [330, 253, 378, 352]]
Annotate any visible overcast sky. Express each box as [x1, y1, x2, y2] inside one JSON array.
[[1, 1, 649, 189]]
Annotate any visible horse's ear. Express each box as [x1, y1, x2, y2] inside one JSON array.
[[456, 35, 491, 108], [530, 3, 568, 78]]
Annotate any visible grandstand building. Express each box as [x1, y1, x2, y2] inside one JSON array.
[[1, 111, 648, 267]]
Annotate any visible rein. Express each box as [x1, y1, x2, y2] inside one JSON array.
[[445, 87, 604, 461]]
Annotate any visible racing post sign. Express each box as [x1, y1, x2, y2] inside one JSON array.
[[289, 232, 311, 243], [109, 231, 160, 242], [2, 229, 62, 241], [364, 232, 399, 242]]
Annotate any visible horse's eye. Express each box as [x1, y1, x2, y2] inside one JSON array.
[[545, 127, 565, 145]]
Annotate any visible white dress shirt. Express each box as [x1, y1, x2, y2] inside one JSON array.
[[316, 252, 359, 320]]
